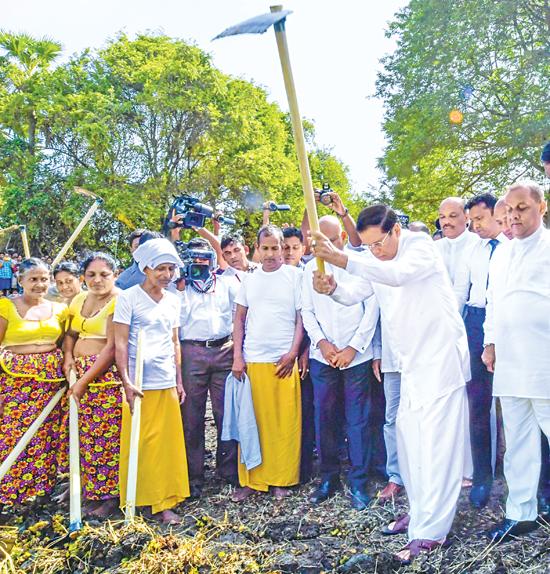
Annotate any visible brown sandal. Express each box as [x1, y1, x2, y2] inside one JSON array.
[[394, 538, 448, 565]]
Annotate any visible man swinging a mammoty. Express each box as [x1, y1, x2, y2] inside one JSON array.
[[311, 204, 470, 564]]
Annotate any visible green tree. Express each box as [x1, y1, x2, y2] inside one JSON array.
[[376, 0, 550, 224], [0, 32, 352, 258]]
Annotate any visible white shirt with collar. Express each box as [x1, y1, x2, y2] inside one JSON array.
[[484, 225, 550, 399], [436, 230, 480, 284], [453, 232, 509, 312], [176, 274, 240, 342], [331, 231, 470, 410], [342, 243, 401, 372], [301, 256, 379, 369]]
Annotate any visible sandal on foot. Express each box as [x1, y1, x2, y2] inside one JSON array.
[[381, 513, 410, 536], [394, 537, 447, 565]]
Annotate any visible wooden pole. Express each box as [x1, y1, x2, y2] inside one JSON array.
[[19, 226, 30, 259], [68, 370, 82, 532], [270, 5, 325, 273], [0, 387, 65, 481], [125, 329, 144, 524], [51, 199, 102, 268]]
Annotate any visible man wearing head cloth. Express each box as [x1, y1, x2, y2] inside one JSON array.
[[114, 238, 190, 524]]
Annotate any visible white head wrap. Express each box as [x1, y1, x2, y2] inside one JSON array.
[[133, 238, 183, 272]]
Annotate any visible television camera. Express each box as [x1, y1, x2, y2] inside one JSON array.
[[165, 195, 236, 231], [174, 240, 215, 283]]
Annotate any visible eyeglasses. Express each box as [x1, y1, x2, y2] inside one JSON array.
[[365, 230, 391, 252]]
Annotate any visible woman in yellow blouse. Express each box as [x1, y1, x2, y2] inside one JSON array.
[[0, 258, 67, 505], [53, 262, 82, 304], [62, 253, 121, 518]]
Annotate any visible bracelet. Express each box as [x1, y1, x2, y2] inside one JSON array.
[[337, 208, 349, 218]]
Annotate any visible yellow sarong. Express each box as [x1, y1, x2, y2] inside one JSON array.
[[238, 362, 301, 491], [119, 387, 190, 513]]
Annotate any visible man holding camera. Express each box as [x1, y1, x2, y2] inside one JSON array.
[[175, 238, 239, 498]]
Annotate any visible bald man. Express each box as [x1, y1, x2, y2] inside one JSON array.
[[494, 199, 513, 240], [302, 216, 379, 510], [436, 197, 479, 483], [483, 181, 550, 541], [436, 198, 481, 285]]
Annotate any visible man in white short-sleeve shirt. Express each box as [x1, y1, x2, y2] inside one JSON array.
[[231, 225, 303, 503]]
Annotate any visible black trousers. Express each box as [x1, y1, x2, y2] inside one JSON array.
[[464, 306, 494, 486]]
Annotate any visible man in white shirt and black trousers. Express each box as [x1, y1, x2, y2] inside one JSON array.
[[453, 192, 508, 509], [302, 216, 379, 510], [483, 181, 550, 541], [176, 238, 239, 498]]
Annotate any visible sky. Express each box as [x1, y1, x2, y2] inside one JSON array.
[[3, 0, 407, 195]]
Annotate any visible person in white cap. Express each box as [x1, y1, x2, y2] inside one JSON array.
[[114, 238, 190, 524]]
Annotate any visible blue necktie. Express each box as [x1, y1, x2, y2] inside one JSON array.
[[486, 238, 500, 290], [488, 238, 499, 259]]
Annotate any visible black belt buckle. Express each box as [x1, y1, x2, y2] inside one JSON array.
[[206, 335, 230, 348]]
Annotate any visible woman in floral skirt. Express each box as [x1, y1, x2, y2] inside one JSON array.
[[0, 258, 68, 505], [62, 252, 121, 518]]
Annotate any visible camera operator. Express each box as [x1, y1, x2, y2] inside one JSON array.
[[174, 238, 239, 498], [169, 211, 228, 273], [301, 188, 362, 258]]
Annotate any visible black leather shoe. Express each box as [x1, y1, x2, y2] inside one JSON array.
[[349, 487, 371, 511], [470, 483, 492, 509], [538, 495, 550, 519], [309, 480, 340, 504], [189, 484, 203, 500], [487, 519, 539, 542]]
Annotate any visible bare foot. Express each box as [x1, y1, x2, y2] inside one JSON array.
[[231, 486, 256, 503], [87, 498, 119, 519], [53, 486, 70, 504], [272, 487, 292, 500], [154, 509, 182, 525]]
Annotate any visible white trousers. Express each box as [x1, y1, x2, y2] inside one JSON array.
[[500, 397, 550, 521], [396, 386, 467, 541]]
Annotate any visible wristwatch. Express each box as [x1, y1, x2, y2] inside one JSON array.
[[337, 208, 349, 218]]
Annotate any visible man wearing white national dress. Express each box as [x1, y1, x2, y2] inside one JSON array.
[[482, 181, 550, 541], [311, 205, 470, 564]]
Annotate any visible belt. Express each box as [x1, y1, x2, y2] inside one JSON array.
[[181, 335, 231, 348]]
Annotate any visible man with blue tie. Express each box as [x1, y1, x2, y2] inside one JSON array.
[[453, 193, 508, 509]]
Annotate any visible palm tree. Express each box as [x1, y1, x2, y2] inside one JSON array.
[[0, 32, 62, 153]]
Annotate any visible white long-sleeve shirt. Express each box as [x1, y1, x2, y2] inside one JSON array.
[[331, 231, 470, 410], [436, 230, 480, 285], [452, 233, 509, 312], [484, 225, 550, 399], [371, 284, 402, 373], [301, 258, 379, 369]]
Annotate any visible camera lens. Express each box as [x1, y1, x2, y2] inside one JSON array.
[[320, 193, 332, 206]]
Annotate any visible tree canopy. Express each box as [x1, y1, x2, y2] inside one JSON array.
[[376, 0, 550, 224], [0, 32, 353, 260]]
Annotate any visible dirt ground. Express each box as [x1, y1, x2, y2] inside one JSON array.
[[1, 417, 549, 574]]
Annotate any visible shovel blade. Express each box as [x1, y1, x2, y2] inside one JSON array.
[[213, 10, 292, 40]]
